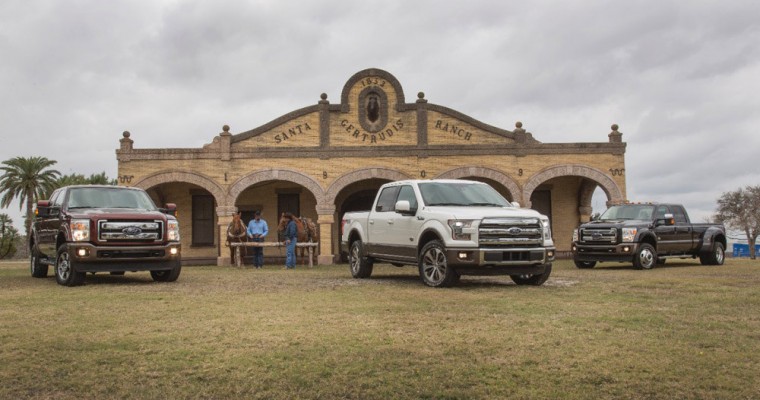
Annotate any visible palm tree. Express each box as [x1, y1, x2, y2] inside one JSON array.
[[0, 156, 60, 236]]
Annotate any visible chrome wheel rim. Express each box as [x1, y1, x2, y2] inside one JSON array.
[[422, 247, 447, 284], [57, 252, 71, 280], [349, 244, 360, 274], [715, 246, 724, 264], [640, 247, 655, 269]]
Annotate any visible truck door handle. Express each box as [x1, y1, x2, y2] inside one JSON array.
[[387, 220, 394, 225], [369, 220, 374, 225]]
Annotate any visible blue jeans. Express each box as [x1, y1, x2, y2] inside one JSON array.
[[285, 237, 297, 268], [251, 237, 264, 267]]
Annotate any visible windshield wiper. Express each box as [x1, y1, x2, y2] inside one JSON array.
[[68, 206, 98, 209], [469, 203, 504, 207], [427, 202, 467, 206]]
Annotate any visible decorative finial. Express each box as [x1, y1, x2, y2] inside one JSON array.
[[223, 125, 230, 132], [320, 93, 328, 100], [611, 124, 619, 131], [418, 92, 425, 99], [515, 121, 523, 129], [123, 131, 131, 138]]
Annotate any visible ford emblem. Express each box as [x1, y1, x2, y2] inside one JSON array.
[[592, 232, 602, 240], [507, 227, 522, 235], [123, 226, 142, 236]]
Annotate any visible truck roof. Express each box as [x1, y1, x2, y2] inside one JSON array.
[[382, 179, 487, 186]]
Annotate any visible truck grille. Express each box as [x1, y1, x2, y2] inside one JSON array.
[[479, 218, 543, 248], [579, 227, 617, 244], [98, 220, 163, 241]]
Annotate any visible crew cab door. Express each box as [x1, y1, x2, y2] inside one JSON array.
[[36, 188, 64, 258], [671, 205, 696, 252], [368, 185, 400, 250], [653, 204, 678, 254], [385, 184, 424, 261]]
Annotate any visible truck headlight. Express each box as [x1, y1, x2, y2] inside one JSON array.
[[70, 219, 90, 242], [448, 220, 474, 240], [541, 219, 552, 240], [622, 228, 637, 243], [167, 220, 180, 242], [572, 228, 578, 243]]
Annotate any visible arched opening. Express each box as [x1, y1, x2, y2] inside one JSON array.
[[334, 178, 393, 261], [144, 182, 218, 265], [233, 179, 319, 266]]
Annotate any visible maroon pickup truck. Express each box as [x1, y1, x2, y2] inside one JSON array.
[[29, 185, 182, 286]]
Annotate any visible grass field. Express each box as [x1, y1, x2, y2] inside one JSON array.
[[1, 258, 759, 399]]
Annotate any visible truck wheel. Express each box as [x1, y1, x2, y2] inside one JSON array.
[[418, 240, 457, 288], [700, 242, 725, 266], [511, 263, 552, 286], [573, 260, 596, 269], [633, 244, 656, 270], [151, 262, 181, 282], [55, 245, 85, 286], [30, 247, 49, 278], [349, 240, 373, 278]]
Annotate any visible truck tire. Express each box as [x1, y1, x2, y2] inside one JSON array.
[[55, 245, 85, 286], [418, 240, 457, 288], [573, 260, 596, 269], [700, 242, 725, 266], [151, 261, 181, 282], [349, 240, 373, 278], [511, 263, 552, 286], [30, 247, 48, 278], [633, 243, 656, 270]]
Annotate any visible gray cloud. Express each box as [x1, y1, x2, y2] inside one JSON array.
[[2, 0, 759, 227]]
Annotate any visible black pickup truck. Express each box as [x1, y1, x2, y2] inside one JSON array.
[[29, 185, 182, 286], [571, 203, 726, 269]]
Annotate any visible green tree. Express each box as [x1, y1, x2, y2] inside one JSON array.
[[45, 171, 117, 197], [716, 185, 760, 259], [0, 156, 60, 237], [0, 213, 18, 259]]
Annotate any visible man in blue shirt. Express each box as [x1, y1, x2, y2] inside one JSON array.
[[246, 211, 268, 268]]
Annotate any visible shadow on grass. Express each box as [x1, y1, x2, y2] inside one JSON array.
[[587, 259, 706, 271]]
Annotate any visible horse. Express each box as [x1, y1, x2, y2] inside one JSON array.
[[226, 212, 248, 266], [277, 213, 318, 265]]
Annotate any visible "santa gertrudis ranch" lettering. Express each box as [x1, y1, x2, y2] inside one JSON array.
[[274, 123, 312, 144], [341, 119, 404, 144], [434, 120, 472, 141]]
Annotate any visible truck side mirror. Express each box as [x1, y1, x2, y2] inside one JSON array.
[[657, 213, 675, 226], [511, 201, 521, 208], [395, 200, 416, 215], [162, 203, 178, 216]]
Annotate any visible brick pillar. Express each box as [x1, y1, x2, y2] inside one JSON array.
[[579, 206, 593, 223], [216, 206, 237, 266], [316, 204, 336, 265]]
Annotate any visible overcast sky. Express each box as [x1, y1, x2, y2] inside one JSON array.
[[1, 0, 759, 230]]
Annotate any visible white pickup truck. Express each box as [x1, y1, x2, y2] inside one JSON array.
[[340, 179, 555, 287]]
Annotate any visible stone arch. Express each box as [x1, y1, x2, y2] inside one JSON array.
[[522, 165, 623, 207], [325, 168, 413, 206], [435, 167, 522, 203], [228, 168, 324, 206], [133, 170, 227, 206]]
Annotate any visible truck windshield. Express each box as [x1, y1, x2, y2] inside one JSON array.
[[599, 205, 655, 221], [419, 182, 511, 207], [66, 187, 158, 210]]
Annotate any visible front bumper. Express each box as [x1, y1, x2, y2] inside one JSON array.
[[572, 242, 638, 262], [67, 242, 182, 272], [445, 246, 555, 275]]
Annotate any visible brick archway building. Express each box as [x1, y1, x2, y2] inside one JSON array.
[[117, 68, 627, 265]]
